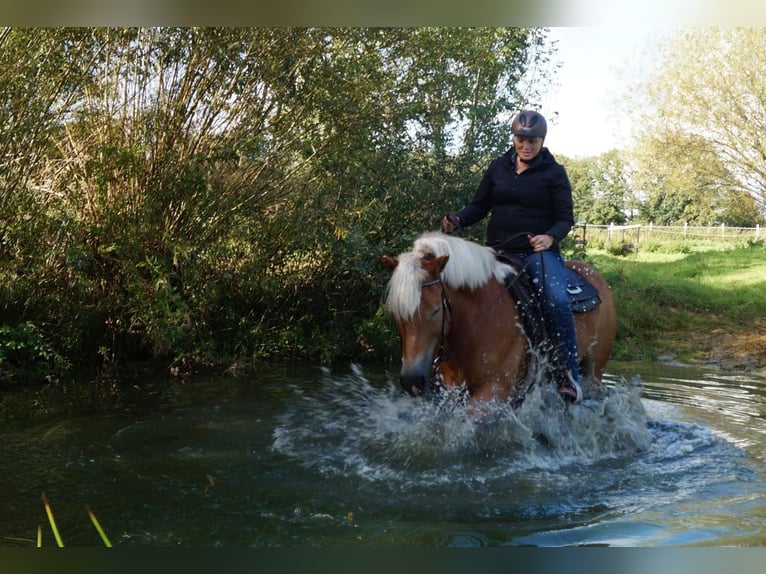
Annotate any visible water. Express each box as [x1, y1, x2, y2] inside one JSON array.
[[1, 360, 765, 547]]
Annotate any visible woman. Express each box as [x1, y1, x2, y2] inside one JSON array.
[[441, 110, 581, 402]]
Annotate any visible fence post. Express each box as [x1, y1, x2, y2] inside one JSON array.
[[721, 223, 725, 237]]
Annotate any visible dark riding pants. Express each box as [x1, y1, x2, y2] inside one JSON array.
[[517, 251, 580, 382]]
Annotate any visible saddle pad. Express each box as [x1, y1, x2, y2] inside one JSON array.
[[565, 267, 601, 313], [497, 253, 601, 315]]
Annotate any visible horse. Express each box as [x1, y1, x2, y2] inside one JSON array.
[[381, 232, 617, 406]]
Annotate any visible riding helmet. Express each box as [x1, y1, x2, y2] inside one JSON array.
[[511, 110, 547, 139]]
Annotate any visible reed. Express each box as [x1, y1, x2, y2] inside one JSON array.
[[38, 493, 112, 547]]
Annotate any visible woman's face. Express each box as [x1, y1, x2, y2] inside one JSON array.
[[513, 135, 543, 162]]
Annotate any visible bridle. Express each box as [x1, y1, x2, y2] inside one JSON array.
[[421, 276, 451, 389], [404, 230, 555, 400]]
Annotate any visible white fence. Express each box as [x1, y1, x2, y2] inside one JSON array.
[[573, 223, 763, 249]]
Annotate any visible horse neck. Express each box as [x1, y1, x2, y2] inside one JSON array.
[[445, 279, 525, 373], [436, 279, 528, 400]]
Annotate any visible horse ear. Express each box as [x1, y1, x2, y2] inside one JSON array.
[[424, 254, 449, 275], [380, 255, 399, 273]]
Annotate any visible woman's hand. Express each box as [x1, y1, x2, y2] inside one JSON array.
[[528, 233, 555, 252], [442, 214, 460, 234]]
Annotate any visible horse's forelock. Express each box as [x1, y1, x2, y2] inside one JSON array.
[[385, 251, 428, 321], [385, 232, 512, 320], [414, 232, 511, 289]]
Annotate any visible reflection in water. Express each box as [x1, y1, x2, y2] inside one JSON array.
[[1, 361, 765, 546]]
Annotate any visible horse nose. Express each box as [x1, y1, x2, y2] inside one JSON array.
[[400, 374, 430, 396]]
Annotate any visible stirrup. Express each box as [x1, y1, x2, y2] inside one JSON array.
[[558, 372, 583, 404]]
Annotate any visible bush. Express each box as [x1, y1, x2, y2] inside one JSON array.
[[0, 322, 71, 384]]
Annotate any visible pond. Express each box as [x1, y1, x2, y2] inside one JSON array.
[[1, 360, 766, 548]]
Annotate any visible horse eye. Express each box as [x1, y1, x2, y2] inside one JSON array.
[[430, 305, 441, 317]]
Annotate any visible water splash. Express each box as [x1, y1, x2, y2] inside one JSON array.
[[272, 364, 652, 487]]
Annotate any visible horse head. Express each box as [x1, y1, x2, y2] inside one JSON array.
[[382, 252, 450, 396]]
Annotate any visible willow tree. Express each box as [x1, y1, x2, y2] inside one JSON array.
[[0, 27, 553, 375], [3, 28, 352, 363], [628, 28, 766, 221]]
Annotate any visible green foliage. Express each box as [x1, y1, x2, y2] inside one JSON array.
[[629, 132, 731, 225], [717, 190, 766, 227], [0, 27, 553, 382], [626, 28, 766, 221], [0, 323, 70, 384], [4, 27, 766, 388], [561, 150, 633, 225]]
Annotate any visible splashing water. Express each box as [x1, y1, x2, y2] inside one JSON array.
[[268, 363, 765, 546], [272, 364, 653, 487], [2, 360, 762, 546]]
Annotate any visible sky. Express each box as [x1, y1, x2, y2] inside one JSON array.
[[538, 27, 665, 159]]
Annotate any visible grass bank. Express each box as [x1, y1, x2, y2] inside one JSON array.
[[588, 241, 766, 372]]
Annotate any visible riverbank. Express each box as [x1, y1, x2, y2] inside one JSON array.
[[662, 317, 766, 374], [590, 242, 766, 376], [2, 242, 764, 387]]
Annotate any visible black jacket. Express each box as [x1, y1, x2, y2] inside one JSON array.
[[455, 147, 574, 254]]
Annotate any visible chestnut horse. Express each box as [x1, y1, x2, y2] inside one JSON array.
[[381, 232, 616, 405]]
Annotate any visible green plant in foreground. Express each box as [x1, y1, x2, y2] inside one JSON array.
[[41, 493, 63, 547], [40, 492, 113, 547], [86, 505, 113, 547]]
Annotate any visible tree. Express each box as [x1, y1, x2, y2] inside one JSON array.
[[0, 27, 553, 374], [630, 132, 728, 225], [628, 28, 766, 217], [717, 189, 766, 227], [561, 150, 632, 224]]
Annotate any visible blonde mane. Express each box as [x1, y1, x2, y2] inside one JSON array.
[[385, 232, 514, 320]]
